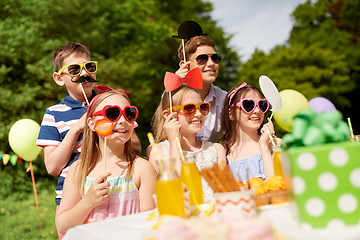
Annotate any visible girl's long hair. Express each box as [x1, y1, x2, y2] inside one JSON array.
[[152, 85, 203, 143], [220, 84, 264, 155], [76, 90, 136, 194]]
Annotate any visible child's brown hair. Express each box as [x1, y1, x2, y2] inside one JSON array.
[[52, 42, 91, 72], [177, 35, 216, 61]]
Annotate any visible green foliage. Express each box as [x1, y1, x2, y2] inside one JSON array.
[[0, 159, 57, 200], [0, 193, 57, 240], [239, 0, 360, 135], [0, 0, 240, 155]]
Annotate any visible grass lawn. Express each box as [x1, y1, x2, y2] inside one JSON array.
[[0, 192, 58, 240]]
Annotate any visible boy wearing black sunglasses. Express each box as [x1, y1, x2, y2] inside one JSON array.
[[36, 42, 141, 238], [175, 34, 227, 143]]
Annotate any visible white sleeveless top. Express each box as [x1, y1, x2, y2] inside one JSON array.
[[159, 140, 218, 203]]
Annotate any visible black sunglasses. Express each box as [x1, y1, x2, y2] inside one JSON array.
[[195, 54, 222, 65]]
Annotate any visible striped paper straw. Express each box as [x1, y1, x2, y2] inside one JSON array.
[[267, 130, 279, 151], [147, 132, 164, 170], [347, 118, 355, 140], [176, 137, 186, 163]]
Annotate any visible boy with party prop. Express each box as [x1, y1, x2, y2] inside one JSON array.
[[37, 42, 141, 238], [173, 20, 227, 143]]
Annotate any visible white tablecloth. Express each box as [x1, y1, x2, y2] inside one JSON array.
[[63, 203, 360, 240]]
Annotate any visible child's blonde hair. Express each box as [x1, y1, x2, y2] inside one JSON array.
[[152, 85, 203, 143], [76, 90, 136, 194]]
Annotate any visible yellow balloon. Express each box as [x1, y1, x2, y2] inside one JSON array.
[[273, 89, 310, 132], [8, 119, 42, 161]]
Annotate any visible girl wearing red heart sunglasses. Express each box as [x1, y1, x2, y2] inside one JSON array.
[[56, 90, 156, 235], [148, 85, 226, 203], [220, 82, 282, 184]]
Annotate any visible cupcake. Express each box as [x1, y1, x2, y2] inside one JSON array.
[[248, 178, 270, 206], [265, 176, 288, 204]]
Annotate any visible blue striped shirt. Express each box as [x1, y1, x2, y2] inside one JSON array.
[[36, 91, 96, 205]]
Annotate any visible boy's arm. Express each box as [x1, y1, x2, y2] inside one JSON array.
[[44, 114, 86, 176]]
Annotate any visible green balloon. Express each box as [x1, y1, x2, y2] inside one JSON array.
[[8, 119, 42, 161]]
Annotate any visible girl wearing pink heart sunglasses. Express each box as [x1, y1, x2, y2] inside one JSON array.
[[56, 90, 156, 236], [220, 82, 281, 184]]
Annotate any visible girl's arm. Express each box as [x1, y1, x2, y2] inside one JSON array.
[[56, 162, 111, 235], [213, 143, 227, 167], [134, 158, 156, 212], [259, 118, 275, 178]]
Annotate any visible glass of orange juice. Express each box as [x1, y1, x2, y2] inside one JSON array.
[[155, 159, 186, 218], [180, 155, 204, 206], [273, 148, 284, 177]]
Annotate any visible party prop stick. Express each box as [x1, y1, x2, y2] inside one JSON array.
[[26, 162, 43, 234], [347, 117, 355, 141], [169, 92, 173, 113], [259, 75, 282, 120], [176, 137, 186, 163], [182, 39, 186, 61], [80, 83, 90, 106], [94, 119, 114, 173]]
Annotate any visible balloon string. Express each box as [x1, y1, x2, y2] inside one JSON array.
[[27, 162, 43, 234]]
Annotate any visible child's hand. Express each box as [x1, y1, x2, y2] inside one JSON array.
[[175, 61, 191, 79], [259, 117, 275, 146], [72, 113, 87, 134], [164, 112, 181, 141], [83, 172, 111, 208]]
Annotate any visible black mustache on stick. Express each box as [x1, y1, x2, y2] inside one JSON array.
[[71, 76, 100, 83]]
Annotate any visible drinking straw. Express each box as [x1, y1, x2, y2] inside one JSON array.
[[175, 137, 186, 163], [80, 83, 90, 105], [267, 130, 279, 151], [347, 117, 355, 141], [147, 132, 164, 171]]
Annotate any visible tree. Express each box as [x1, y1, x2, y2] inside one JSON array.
[[0, 0, 241, 156], [238, 0, 360, 134]]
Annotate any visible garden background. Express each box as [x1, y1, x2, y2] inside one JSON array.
[[1, 0, 359, 239]]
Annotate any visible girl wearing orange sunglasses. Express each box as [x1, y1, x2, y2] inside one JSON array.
[[148, 85, 226, 203]]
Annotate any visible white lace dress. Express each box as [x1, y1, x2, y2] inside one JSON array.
[[159, 140, 218, 203]]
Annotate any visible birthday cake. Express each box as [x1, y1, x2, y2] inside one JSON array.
[[143, 215, 276, 240]]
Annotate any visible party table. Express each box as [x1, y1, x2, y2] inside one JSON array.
[[63, 203, 360, 240]]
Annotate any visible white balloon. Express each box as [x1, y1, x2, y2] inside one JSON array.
[[259, 75, 282, 112]]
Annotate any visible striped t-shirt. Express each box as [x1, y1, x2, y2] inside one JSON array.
[[36, 91, 96, 205]]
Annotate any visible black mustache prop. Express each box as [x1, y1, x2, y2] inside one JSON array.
[[71, 76, 100, 83]]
